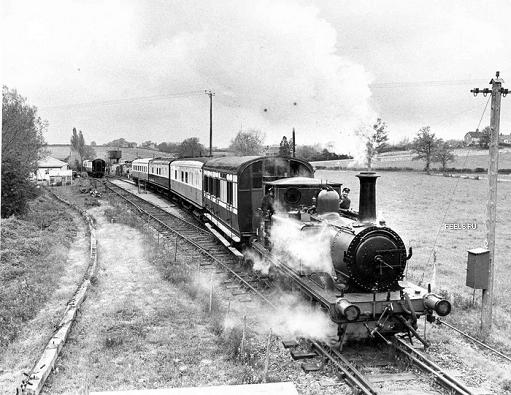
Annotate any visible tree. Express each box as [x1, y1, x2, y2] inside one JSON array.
[[178, 137, 205, 157], [83, 145, 96, 161], [229, 130, 264, 155], [90, 141, 97, 146], [295, 144, 321, 161], [479, 126, 490, 149], [356, 118, 389, 170], [70, 127, 86, 170], [2, 86, 46, 217], [158, 142, 180, 153], [432, 140, 456, 172], [411, 126, 440, 174], [105, 138, 137, 147], [279, 136, 291, 156]]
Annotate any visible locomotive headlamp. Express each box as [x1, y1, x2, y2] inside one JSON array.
[[423, 294, 452, 317], [335, 298, 361, 322]]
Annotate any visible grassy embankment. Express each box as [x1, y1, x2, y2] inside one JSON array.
[[313, 149, 511, 173], [97, 198, 273, 385], [0, 191, 77, 351]]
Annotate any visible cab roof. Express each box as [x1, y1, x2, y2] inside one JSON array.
[[266, 177, 340, 187]]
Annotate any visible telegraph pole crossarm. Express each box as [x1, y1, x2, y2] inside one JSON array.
[[470, 71, 508, 334]]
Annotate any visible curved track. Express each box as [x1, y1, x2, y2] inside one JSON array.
[[105, 178, 480, 395]]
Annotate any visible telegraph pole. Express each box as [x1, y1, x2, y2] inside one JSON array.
[[205, 90, 215, 157], [471, 71, 509, 333], [292, 128, 296, 157]]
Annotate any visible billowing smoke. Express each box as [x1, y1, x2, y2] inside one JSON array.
[[133, 0, 375, 149], [270, 216, 335, 274], [243, 248, 271, 275], [255, 292, 337, 342]]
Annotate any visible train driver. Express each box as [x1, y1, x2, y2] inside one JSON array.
[[339, 187, 351, 209], [261, 188, 275, 217]]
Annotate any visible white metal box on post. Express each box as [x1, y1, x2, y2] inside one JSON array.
[[466, 248, 490, 289]]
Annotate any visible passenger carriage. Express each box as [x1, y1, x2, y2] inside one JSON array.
[[170, 158, 209, 209], [131, 158, 151, 185], [202, 156, 313, 243], [148, 158, 175, 192]]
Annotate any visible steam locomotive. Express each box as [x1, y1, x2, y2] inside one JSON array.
[[130, 155, 451, 345], [258, 171, 451, 345]]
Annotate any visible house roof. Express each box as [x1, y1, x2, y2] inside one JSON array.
[[466, 131, 482, 138], [38, 156, 67, 168]]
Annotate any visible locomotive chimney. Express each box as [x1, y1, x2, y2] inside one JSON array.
[[356, 171, 379, 223]]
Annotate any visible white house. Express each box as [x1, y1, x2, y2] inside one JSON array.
[[36, 156, 73, 185]]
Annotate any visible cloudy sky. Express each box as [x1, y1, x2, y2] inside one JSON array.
[[2, 0, 511, 154]]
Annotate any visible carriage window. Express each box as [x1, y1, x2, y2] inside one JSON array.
[[227, 182, 233, 204], [253, 173, 262, 188], [284, 187, 302, 204], [215, 179, 220, 197], [239, 171, 250, 189]]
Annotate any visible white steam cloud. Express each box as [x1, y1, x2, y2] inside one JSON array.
[[255, 293, 337, 342], [133, 0, 375, 149], [270, 216, 335, 274]]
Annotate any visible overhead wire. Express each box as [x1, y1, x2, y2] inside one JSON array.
[[40, 90, 206, 110]]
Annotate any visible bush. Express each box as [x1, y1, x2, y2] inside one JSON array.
[[0, 193, 76, 349]]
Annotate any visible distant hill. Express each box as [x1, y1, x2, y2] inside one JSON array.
[[311, 148, 511, 171], [45, 144, 167, 164]]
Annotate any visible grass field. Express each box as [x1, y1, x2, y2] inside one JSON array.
[[313, 148, 511, 171], [316, 169, 511, 348]]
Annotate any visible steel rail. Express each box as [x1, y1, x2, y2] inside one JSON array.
[[106, 182, 207, 234], [436, 318, 511, 363], [311, 341, 377, 395], [105, 181, 277, 308], [392, 336, 474, 395]]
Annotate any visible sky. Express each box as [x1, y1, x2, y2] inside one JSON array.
[[2, 0, 511, 154]]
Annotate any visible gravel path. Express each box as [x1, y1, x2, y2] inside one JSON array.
[[42, 204, 220, 393]]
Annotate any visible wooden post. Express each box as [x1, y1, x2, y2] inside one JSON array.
[[482, 74, 502, 333], [240, 315, 247, 361], [174, 236, 178, 262], [209, 273, 214, 313], [205, 90, 215, 157], [471, 72, 508, 333], [263, 329, 272, 382]]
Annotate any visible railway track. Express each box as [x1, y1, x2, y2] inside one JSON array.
[[104, 178, 482, 395], [104, 180, 274, 306]]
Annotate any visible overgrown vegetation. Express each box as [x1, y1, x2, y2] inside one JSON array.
[[2, 86, 46, 218], [103, 199, 269, 383], [0, 193, 76, 350]]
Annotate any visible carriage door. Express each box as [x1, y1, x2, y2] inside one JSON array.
[[250, 161, 263, 234]]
